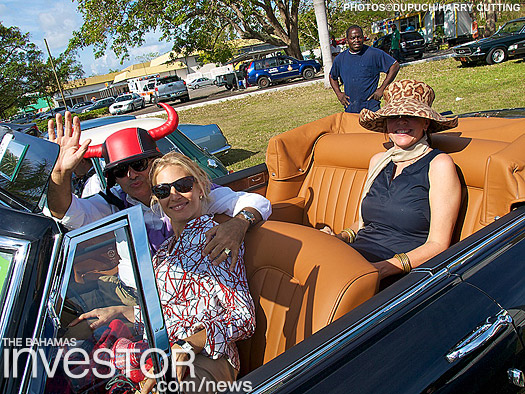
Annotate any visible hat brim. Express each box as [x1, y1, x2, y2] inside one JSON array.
[[359, 98, 458, 133], [102, 151, 161, 176]]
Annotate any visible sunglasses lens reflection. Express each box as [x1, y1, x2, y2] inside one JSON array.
[[152, 176, 195, 199]]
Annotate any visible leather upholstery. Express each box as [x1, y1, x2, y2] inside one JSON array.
[[237, 113, 523, 375], [238, 220, 378, 376], [267, 113, 525, 240]]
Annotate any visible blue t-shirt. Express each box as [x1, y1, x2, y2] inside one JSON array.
[[330, 45, 396, 113]]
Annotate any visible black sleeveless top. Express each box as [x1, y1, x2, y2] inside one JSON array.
[[352, 149, 442, 262]]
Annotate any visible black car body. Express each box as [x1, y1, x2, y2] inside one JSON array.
[[1, 111, 525, 393], [453, 17, 525, 65], [0, 122, 40, 137], [373, 31, 425, 61]]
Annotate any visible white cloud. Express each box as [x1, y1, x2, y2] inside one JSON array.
[[38, 1, 80, 50], [3, 2, 175, 76]]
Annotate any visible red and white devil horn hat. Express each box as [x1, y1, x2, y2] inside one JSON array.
[[83, 103, 179, 174]]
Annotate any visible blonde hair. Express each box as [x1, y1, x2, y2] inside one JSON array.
[[149, 152, 212, 210]]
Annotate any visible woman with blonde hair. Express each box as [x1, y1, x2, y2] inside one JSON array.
[[135, 151, 255, 393], [322, 79, 461, 280]]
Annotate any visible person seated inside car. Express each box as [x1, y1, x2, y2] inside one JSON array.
[[46, 103, 271, 287], [69, 152, 255, 394], [322, 79, 461, 280]]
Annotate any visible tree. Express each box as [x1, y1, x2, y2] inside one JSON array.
[[69, 0, 305, 62], [0, 24, 43, 117], [299, 0, 390, 51], [0, 23, 84, 117]]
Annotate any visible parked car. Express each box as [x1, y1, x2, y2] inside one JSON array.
[[0, 122, 40, 137], [1, 110, 525, 394], [109, 93, 145, 115], [453, 16, 525, 65], [187, 77, 216, 89], [37, 106, 67, 120], [76, 114, 230, 158], [246, 55, 322, 88], [70, 101, 95, 114], [178, 123, 231, 156], [373, 30, 426, 61], [9, 113, 35, 124], [508, 39, 525, 58], [153, 75, 190, 104], [81, 97, 116, 113], [78, 116, 228, 182]]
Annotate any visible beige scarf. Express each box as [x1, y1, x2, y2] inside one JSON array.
[[358, 136, 430, 229]]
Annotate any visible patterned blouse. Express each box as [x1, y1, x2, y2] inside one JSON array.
[[137, 214, 255, 370]]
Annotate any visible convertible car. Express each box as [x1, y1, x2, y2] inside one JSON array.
[[0, 110, 524, 393]]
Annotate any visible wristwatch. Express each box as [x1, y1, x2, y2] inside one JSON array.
[[236, 209, 256, 226], [175, 339, 193, 352]]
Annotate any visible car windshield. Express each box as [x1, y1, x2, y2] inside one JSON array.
[[158, 76, 180, 84], [402, 32, 423, 40], [116, 95, 133, 102], [497, 20, 525, 35]]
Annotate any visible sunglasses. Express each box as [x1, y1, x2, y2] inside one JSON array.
[[152, 176, 195, 199], [112, 158, 150, 178]]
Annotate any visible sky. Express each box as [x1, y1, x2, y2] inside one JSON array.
[[0, 0, 173, 77]]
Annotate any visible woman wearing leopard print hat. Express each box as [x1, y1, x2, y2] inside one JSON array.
[[322, 79, 461, 280]]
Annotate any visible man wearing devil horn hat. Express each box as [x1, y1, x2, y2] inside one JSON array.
[[46, 103, 271, 270]]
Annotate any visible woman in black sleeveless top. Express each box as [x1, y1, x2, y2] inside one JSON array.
[[322, 80, 461, 280]]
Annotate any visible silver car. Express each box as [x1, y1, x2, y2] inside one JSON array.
[[187, 77, 216, 89], [109, 93, 145, 115]]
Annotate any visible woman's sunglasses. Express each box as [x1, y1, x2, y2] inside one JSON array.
[[111, 158, 150, 178], [152, 176, 195, 199]]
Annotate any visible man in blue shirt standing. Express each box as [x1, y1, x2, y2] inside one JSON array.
[[330, 25, 400, 113]]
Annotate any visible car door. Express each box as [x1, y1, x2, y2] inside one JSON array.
[[277, 57, 300, 79], [263, 58, 280, 81], [239, 207, 525, 394], [20, 206, 174, 394]]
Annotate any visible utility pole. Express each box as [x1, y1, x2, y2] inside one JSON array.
[[313, 0, 332, 88], [44, 39, 68, 109]]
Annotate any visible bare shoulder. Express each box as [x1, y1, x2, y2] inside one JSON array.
[[369, 152, 385, 169], [430, 152, 456, 170], [429, 152, 459, 180]]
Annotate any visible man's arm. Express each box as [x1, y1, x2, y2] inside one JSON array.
[[47, 112, 91, 219], [330, 75, 349, 109], [203, 187, 271, 269], [368, 61, 400, 101]]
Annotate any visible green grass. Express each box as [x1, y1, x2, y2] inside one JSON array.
[[168, 57, 525, 171]]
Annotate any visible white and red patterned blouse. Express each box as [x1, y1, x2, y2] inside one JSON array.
[[137, 214, 255, 371]]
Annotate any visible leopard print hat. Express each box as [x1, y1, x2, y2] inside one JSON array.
[[359, 79, 458, 132]]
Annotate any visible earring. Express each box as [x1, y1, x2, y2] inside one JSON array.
[[199, 195, 203, 200]]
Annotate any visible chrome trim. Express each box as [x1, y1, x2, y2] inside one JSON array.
[[0, 236, 31, 352], [56, 219, 129, 315], [210, 144, 232, 156], [126, 205, 171, 354], [250, 212, 525, 393], [44, 206, 171, 391], [250, 269, 449, 394], [19, 232, 63, 394], [443, 213, 525, 273], [446, 310, 512, 363]]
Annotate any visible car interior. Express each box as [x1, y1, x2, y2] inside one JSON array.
[[58, 112, 524, 382], [232, 112, 525, 376], [3, 112, 524, 390]]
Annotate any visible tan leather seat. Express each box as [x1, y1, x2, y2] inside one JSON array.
[[266, 113, 525, 241], [238, 220, 378, 376]]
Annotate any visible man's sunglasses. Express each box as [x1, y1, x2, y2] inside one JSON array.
[[152, 176, 195, 199], [112, 158, 150, 178]]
